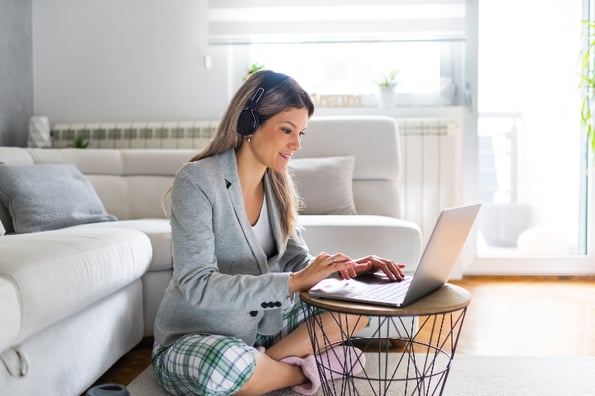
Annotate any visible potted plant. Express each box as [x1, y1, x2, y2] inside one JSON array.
[[244, 62, 265, 81], [70, 135, 89, 149], [377, 69, 400, 90], [376, 69, 400, 110], [581, 20, 595, 153]]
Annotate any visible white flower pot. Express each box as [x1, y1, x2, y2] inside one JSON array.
[[379, 88, 397, 110]]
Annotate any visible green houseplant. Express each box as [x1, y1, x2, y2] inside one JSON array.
[[376, 69, 400, 91], [581, 20, 595, 152], [244, 62, 265, 81], [71, 135, 89, 149]]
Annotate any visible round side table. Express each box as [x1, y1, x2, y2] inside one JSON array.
[[300, 283, 471, 396]]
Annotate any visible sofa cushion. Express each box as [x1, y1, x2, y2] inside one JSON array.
[[288, 156, 357, 215], [299, 215, 422, 270], [23, 148, 191, 220], [0, 164, 117, 233], [76, 219, 172, 271], [0, 277, 20, 351], [0, 227, 152, 350]]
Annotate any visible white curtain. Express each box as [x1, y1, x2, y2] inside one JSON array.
[[207, 0, 466, 44]]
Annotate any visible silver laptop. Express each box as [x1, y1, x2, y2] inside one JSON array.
[[308, 204, 481, 307]]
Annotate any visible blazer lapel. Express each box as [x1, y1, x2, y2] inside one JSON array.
[[220, 150, 269, 274]]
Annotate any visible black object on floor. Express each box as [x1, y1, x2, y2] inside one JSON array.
[[86, 383, 130, 396]]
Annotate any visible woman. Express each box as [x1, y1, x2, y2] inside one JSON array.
[[152, 70, 405, 396]]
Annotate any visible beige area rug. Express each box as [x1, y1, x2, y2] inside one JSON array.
[[128, 354, 595, 395]]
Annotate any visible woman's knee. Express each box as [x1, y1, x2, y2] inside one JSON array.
[[154, 334, 257, 396], [199, 336, 256, 395]]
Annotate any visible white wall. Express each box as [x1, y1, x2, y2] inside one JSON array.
[[0, 0, 33, 146], [32, 0, 243, 123]]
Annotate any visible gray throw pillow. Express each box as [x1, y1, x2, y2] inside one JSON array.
[[288, 156, 357, 215], [0, 163, 117, 233], [0, 202, 12, 233]]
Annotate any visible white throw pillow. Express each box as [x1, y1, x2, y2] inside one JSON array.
[[288, 156, 357, 215]]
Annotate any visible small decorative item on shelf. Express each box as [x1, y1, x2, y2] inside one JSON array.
[[312, 94, 363, 108], [27, 116, 52, 148], [376, 69, 400, 110], [244, 62, 265, 81]]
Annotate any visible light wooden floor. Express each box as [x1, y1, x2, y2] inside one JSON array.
[[452, 276, 595, 357], [87, 276, 595, 392]]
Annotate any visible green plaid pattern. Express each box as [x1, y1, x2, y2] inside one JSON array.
[[152, 334, 256, 396], [152, 300, 322, 395]]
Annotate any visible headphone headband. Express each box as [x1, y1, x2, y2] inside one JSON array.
[[237, 71, 290, 136]]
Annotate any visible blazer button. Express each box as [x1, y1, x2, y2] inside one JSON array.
[[249, 311, 258, 317], [274, 301, 282, 307], [261, 302, 268, 308], [267, 302, 275, 308]]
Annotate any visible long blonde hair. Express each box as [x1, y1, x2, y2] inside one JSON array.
[[166, 70, 314, 241]]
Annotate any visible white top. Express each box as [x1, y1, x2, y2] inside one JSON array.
[[252, 197, 275, 258]]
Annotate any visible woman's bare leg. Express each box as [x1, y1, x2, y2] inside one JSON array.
[[267, 312, 368, 360], [235, 312, 368, 395], [234, 352, 306, 396]]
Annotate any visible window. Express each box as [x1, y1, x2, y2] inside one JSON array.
[[208, 0, 466, 107], [469, 0, 595, 276], [249, 41, 443, 97]]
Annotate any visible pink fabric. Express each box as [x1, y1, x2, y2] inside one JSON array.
[[281, 346, 365, 395]]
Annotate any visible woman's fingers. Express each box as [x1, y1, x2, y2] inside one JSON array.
[[317, 252, 356, 279], [329, 254, 357, 278], [291, 252, 350, 292], [298, 252, 406, 291], [378, 258, 405, 280], [338, 263, 358, 280], [355, 255, 406, 281], [306, 252, 355, 280], [380, 258, 405, 281]]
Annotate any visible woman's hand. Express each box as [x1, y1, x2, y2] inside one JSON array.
[[339, 255, 406, 282], [288, 252, 356, 293]]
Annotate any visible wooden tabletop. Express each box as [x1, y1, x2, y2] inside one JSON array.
[[300, 283, 471, 316]]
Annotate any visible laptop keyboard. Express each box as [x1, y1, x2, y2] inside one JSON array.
[[364, 276, 413, 302]]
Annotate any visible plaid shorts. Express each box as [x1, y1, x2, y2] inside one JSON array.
[[152, 299, 321, 396]]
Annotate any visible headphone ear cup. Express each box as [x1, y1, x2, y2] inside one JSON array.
[[237, 108, 259, 136]]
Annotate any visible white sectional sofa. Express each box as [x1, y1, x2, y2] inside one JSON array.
[[0, 115, 422, 396]]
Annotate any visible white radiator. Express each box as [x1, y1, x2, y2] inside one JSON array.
[[50, 121, 220, 149], [50, 118, 461, 240], [397, 118, 461, 240]]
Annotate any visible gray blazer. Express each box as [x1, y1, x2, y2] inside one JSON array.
[[154, 149, 313, 347]]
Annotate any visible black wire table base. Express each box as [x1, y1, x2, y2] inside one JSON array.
[[300, 291, 469, 396]]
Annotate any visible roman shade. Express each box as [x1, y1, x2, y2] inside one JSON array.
[[207, 0, 466, 44]]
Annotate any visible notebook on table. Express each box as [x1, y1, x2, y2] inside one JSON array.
[[308, 204, 481, 308]]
